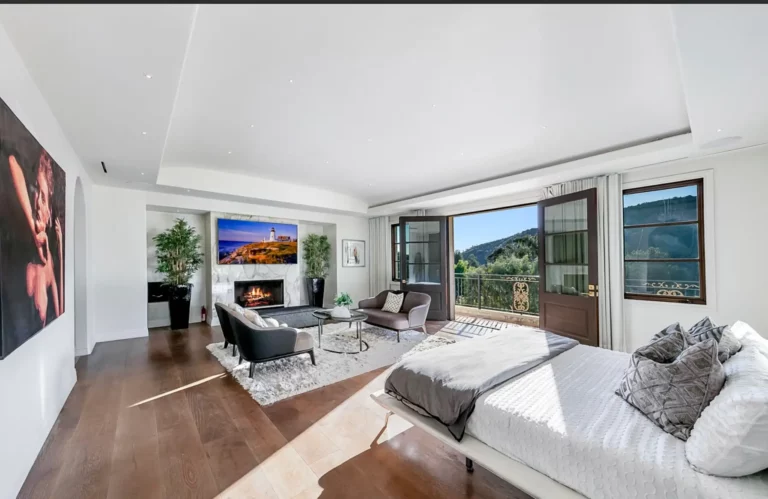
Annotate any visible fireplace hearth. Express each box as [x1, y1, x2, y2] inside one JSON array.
[[234, 279, 285, 310]]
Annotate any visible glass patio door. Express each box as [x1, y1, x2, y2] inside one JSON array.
[[537, 189, 599, 346], [399, 216, 449, 321]]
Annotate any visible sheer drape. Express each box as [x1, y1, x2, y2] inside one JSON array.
[[543, 175, 625, 350], [368, 216, 390, 296]]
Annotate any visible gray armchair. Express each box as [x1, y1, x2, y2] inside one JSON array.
[[227, 309, 315, 377], [358, 291, 431, 342]]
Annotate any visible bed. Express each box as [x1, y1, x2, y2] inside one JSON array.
[[372, 329, 768, 499]]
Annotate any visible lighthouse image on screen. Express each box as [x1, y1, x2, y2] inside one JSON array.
[[217, 219, 298, 265]]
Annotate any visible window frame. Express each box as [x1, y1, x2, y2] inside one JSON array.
[[391, 223, 400, 281], [622, 178, 706, 305]]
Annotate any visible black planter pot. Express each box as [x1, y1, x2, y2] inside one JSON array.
[[305, 278, 325, 307], [168, 284, 192, 330]]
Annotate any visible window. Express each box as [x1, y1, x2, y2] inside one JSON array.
[[391, 223, 400, 281], [623, 179, 705, 304]]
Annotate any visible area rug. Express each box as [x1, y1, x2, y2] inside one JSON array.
[[206, 323, 455, 405]]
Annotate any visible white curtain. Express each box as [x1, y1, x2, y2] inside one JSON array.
[[542, 175, 625, 350], [368, 216, 390, 296]]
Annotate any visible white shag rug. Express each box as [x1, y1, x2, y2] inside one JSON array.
[[206, 323, 454, 405]]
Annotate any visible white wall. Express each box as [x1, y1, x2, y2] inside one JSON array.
[[146, 210, 207, 328], [621, 146, 768, 350], [92, 187, 369, 333], [91, 186, 148, 341], [0, 22, 95, 499]]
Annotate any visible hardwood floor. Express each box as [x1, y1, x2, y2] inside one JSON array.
[[19, 322, 530, 499]]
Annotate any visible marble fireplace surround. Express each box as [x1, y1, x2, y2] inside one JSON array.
[[209, 211, 330, 326]]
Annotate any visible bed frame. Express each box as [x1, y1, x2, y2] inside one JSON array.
[[371, 390, 585, 499]]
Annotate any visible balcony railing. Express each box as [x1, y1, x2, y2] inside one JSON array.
[[625, 279, 701, 298], [455, 274, 539, 315]]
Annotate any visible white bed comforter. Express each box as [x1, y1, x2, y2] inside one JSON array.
[[465, 344, 768, 499]]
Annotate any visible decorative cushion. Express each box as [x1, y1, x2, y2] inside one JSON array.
[[381, 292, 404, 314], [230, 303, 246, 315], [263, 317, 280, 328], [651, 322, 684, 342], [651, 318, 741, 364], [689, 316, 715, 336], [243, 309, 268, 328], [686, 347, 768, 477], [689, 325, 741, 364], [616, 331, 725, 441]]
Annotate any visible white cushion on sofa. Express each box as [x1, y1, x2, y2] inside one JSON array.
[[243, 309, 268, 328], [686, 347, 768, 477], [263, 317, 280, 328], [382, 292, 404, 313], [731, 321, 768, 360]]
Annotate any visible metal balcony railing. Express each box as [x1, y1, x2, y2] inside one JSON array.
[[625, 279, 701, 298], [455, 274, 540, 315]]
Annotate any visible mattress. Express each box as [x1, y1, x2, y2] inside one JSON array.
[[465, 344, 768, 499]]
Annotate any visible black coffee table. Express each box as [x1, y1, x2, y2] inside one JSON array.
[[312, 309, 369, 352]]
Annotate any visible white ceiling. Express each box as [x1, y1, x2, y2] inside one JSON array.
[[0, 5, 766, 214]]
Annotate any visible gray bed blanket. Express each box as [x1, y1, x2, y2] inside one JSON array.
[[385, 328, 578, 441]]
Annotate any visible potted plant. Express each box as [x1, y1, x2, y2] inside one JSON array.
[[332, 292, 353, 318], [153, 218, 204, 330], [302, 234, 330, 307]]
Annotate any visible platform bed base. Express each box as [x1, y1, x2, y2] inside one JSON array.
[[371, 390, 584, 499]]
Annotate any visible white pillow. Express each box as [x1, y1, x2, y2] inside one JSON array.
[[263, 317, 280, 328], [229, 303, 246, 315], [243, 309, 268, 328], [686, 347, 768, 477], [382, 292, 404, 313], [731, 321, 768, 360]]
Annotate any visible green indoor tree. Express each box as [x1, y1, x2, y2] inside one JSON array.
[[154, 218, 204, 286], [302, 234, 331, 278]]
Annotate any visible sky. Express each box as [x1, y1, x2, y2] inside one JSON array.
[[454, 205, 537, 251], [623, 185, 696, 208], [217, 219, 298, 242]]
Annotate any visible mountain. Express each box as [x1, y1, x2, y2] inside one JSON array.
[[459, 227, 537, 266], [458, 194, 697, 266]]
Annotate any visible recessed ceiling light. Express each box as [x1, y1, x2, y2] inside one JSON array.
[[289, 79, 293, 84], [432, 104, 436, 108], [144, 73, 152, 79], [141, 131, 147, 135], [367, 138, 372, 142], [250, 124, 254, 128], [541, 125, 547, 130], [227, 151, 232, 154], [717, 128, 722, 133], [141, 172, 144, 175], [186, 189, 190, 192], [325, 161, 329, 164]]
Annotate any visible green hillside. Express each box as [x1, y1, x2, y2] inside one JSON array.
[[459, 227, 537, 266]]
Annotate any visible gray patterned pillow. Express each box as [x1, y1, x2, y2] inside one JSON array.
[[651, 322, 684, 342], [689, 316, 715, 336], [688, 324, 742, 363], [616, 332, 725, 441]]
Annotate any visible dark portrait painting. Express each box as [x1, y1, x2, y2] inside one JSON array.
[[0, 97, 66, 359]]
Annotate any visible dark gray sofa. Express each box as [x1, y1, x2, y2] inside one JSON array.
[[357, 291, 431, 342]]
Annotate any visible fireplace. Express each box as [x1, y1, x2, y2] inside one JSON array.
[[234, 279, 285, 310]]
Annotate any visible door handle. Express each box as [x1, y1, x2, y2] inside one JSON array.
[[401, 280, 406, 284]]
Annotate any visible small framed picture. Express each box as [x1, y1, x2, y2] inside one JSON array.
[[342, 239, 365, 267]]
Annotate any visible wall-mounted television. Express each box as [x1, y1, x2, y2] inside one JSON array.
[[217, 218, 298, 265]]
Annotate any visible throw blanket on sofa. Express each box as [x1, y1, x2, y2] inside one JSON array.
[[385, 327, 578, 440]]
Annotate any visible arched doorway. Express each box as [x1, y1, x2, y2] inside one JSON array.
[[74, 177, 88, 356]]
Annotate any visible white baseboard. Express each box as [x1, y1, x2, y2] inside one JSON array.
[[148, 316, 204, 329], [97, 328, 149, 343]]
